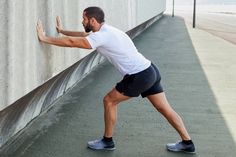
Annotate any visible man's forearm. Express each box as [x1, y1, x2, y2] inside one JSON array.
[[39, 35, 92, 49], [37, 19, 91, 48], [59, 30, 89, 37], [41, 36, 75, 47]]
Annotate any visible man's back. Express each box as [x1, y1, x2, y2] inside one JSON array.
[[86, 24, 151, 76]]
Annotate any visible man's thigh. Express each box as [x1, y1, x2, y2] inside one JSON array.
[[105, 88, 130, 104]]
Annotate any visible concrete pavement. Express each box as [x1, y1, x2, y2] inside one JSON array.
[[7, 14, 236, 157], [166, 6, 236, 45]]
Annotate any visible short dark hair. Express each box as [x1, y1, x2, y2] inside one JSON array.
[[83, 7, 105, 24]]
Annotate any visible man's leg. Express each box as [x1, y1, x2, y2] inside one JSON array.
[[103, 88, 130, 137], [147, 92, 190, 140], [87, 87, 130, 150], [147, 92, 195, 153]]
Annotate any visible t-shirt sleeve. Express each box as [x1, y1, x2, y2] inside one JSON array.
[[86, 32, 104, 49]]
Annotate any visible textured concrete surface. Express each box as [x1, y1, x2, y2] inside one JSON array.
[[6, 14, 236, 157], [0, 0, 166, 110], [0, 13, 163, 149], [0, 0, 165, 149]]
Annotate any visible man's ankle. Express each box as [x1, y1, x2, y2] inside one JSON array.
[[182, 140, 193, 145], [103, 136, 113, 142]]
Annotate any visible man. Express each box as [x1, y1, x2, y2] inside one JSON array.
[[36, 6, 195, 153]]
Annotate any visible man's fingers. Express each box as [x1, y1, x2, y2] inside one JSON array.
[[36, 19, 46, 41], [56, 16, 63, 33], [36, 20, 40, 31], [37, 19, 42, 27], [37, 20, 42, 29], [36, 19, 44, 33], [56, 16, 60, 22], [56, 16, 61, 26]]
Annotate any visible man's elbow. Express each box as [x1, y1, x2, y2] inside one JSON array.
[[65, 37, 92, 49], [75, 39, 92, 49]]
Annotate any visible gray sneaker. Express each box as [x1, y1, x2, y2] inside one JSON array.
[[166, 141, 196, 154], [87, 138, 116, 151]]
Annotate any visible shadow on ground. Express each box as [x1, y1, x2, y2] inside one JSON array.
[[7, 15, 236, 157]]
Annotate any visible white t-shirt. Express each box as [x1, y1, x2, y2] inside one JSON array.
[[86, 24, 151, 76]]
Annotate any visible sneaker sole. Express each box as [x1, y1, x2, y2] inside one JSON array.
[[88, 145, 116, 151], [167, 148, 196, 154]]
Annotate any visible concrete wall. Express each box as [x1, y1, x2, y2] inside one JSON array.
[[0, 0, 166, 149], [0, 0, 166, 111]]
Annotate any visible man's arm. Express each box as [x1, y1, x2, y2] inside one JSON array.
[[37, 20, 92, 49], [58, 30, 89, 37], [56, 16, 89, 37]]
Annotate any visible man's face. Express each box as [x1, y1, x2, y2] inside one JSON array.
[[82, 12, 93, 32]]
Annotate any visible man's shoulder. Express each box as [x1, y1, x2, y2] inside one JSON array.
[[102, 24, 123, 33]]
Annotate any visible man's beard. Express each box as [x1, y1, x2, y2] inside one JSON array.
[[84, 23, 93, 33]]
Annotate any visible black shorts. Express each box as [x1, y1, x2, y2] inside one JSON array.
[[115, 63, 163, 98]]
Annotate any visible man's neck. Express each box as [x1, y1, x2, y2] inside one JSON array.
[[93, 23, 104, 32]]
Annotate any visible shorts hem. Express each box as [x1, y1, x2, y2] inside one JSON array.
[[141, 90, 164, 98], [115, 86, 138, 97]]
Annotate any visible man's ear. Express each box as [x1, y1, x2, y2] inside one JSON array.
[[90, 17, 97, 24]]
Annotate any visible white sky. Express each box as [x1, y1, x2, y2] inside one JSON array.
[[166, 0, 236, 6]]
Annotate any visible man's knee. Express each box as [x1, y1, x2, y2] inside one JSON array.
[[103, 94, 110, 104], [103, 94, 115, 107], [103, 88, 130, 107], [156, 105, 174, 117]]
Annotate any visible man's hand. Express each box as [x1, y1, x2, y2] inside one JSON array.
[[35, 18, 92, 49], [56, 16, 63, 33], [36, 20, 46, 42]]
